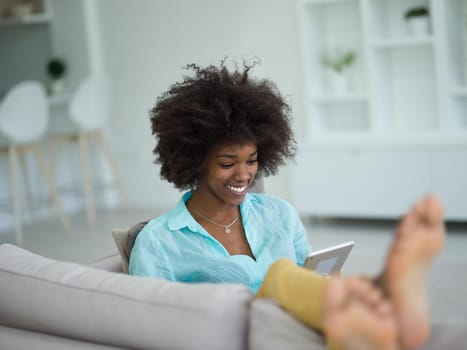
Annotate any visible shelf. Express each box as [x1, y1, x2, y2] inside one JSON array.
[[300, 130, 467, 148], [300, 0, 356, 5], [372, 36, 434, 50], [311, 93, 367, 103], [0, 13, 52, 26]]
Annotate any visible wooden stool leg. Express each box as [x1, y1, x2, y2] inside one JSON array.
[[8, 146, 23, 244], [33, 144, 71, 231], [49, 137, 60, 182], [78, 133, 96, 225], [96, 131, 129, 208], [19, 151, 36, 222]]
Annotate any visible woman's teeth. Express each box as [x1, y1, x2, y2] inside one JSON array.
[[226, 184, 247, 193]]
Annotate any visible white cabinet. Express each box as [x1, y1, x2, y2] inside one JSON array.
[[292, 146, 467, 220], [292, 147, 431, 218], [295, 0, 467, 220], [430, 150, 467, 220]]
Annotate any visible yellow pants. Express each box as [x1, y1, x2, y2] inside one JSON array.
[[256, 258, 327, 331]]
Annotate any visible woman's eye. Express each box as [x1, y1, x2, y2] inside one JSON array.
[[220, 163, 234, 169], [248, 159, 258, 165]]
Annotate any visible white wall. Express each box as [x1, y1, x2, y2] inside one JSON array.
[[95, 0, 305, 211], [50, 0, 90, 90]]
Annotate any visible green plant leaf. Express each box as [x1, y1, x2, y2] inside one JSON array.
[[320, 48, 356, 73]]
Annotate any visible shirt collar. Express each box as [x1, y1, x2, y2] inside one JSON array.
[[167, 190, 257, 232], [167, 191, 196, 231]]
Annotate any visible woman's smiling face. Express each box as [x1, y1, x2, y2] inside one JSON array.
[[195, 142, 259, 207]]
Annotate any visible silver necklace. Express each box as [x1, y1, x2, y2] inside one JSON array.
[[190, 207, 240, 234]]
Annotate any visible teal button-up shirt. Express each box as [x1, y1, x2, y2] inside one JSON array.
[[129, 192, 311, 293]]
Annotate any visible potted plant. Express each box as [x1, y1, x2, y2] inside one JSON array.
[[320, 48, 356, 93], [46, 58, 67, 95], [404, 6, 430, 37]]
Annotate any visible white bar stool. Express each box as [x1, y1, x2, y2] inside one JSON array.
[[50, 76, 128, 225], [0, 81, 70, 243]]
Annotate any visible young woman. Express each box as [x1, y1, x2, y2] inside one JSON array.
[[129, 61, 445, 350]]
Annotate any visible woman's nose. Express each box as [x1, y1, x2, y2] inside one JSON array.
[[234, 164, 251, 181]]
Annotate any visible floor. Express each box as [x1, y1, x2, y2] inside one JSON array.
[[1, 207, 466, 323]]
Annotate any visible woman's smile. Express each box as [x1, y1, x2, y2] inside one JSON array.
[[226, 184, 248, 194]]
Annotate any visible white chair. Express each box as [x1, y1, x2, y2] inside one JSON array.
[[50, 76, 128, 225], [0, 81, 70, 243]]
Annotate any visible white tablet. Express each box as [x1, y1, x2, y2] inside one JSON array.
[[303, 241, 354, 276]]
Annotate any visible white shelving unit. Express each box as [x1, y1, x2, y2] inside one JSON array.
[[298, 0, 370, 134], [0, 0, 55, 96], [0, 0, 93, 97], [442, 0, 467, 129], [294, 0, 467, 221]]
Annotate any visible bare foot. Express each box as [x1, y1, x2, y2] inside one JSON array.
[[323, 276, 399, 350], [381, 194, 445, 350]]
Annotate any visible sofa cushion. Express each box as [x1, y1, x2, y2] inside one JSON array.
[[111, 228, 131, 272], [112, 219, 149, 273], [0, 244, 253, 350]]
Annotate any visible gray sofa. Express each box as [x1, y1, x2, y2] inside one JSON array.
[[0, 243, 329, 350], [1, 244, 467, 350]]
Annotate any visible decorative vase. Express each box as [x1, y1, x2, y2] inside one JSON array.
[[408, 16, 430, 37], [49, 79, 64, 95], [328, 71, 348, 95]]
